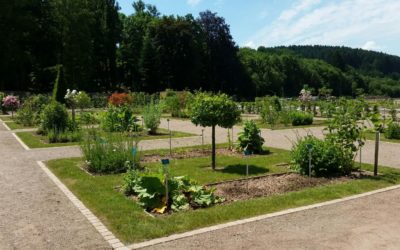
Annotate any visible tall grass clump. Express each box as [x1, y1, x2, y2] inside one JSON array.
[[81, 129, 140, 174]]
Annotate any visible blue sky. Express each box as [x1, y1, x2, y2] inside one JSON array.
[[118, 0, 400, 56]]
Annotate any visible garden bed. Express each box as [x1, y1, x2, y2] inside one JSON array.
[[210, 172, 371, 202], [46, 155, 400, 243], [239, 119, 328, 130]]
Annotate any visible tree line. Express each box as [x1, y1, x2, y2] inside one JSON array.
[[1, 0, 400, 98]]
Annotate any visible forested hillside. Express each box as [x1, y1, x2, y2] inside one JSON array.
[[1, 1, 400, 98]]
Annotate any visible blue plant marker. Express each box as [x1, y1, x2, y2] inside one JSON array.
[[244, 149, 252, 156], [131, 147, 137, 156], [161, 159, 170, 165]]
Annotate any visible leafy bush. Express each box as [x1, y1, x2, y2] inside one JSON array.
[[0, 92, 6, 114], [142, 103, 162, 134], [91, 93, 108, 108], [123, 170, 223, 213], [291, 136, 353, 177], [237, 120, 264, 153], [291, 111, 313, 126], [40, 102, 69, 133], [16, 94, 50, 126], [78, 111, 99, 125], [386, 122, 400, 139], [162, 90, 192, 118], [101, 105, 138, 132], [75, 91, 92, 110], [108, 93, 132, 106], [81, 130, 138, 174]]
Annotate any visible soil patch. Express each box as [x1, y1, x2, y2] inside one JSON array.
[[208, 172, 370, 202]]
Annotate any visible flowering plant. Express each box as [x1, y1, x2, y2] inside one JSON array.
[[108, 93, 132, 106], [2, 95, 20, 117]]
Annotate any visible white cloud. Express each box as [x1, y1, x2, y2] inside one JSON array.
[[245, 0, 400, 54], [244, 41, 256, 48], [278, 0, 321, 21], [362, 41, 379, 51], [187, 0, 202, 7]]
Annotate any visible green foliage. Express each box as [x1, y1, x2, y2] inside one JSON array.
[[290, 111, 313, 126], [237, 120, 264, 153], [191, 92, 241, 128], [101, 105, 138, 132], [16, 94, 50, 126], [291, 136, 353, 177], [40, 102, 69, 133], [78, 112, 100, 125], [385, 122, 400, 139], [123, 170, 222, 213], [75, 91, 92, 110], [162, 90, 193, 118], [47, 129, 82, 143], [81, 130, 139, 174], [52, 65, 68, 103], [142, 103, 162, 134], [0, 92, 6, 114]]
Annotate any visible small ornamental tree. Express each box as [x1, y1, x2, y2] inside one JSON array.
[[2, 95, 20, 117], [190, 92, 241, 170]]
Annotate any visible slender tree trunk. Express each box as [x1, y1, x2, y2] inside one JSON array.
[[212, 125, 216, 170]]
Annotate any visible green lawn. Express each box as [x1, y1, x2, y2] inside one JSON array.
[[16, 128, 196, 149], [4, 121, 34, 130], [46, 148, 400, 244], [365, 131, 400, 143], [142, 148, 290, 184], [0, 115, 13, 122], [240, 119, 328, 130]]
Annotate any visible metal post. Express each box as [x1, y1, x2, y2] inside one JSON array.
[[359, 146, 362, 169], [374, 131, 380, 176], [201, 129, 204, 153], [231, 127, 234, 144], [309, 150, 312, 177], [167, 119, 171, 156]]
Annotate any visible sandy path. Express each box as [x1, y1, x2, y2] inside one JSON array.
[[142, 186, 400, 250], [0, 123, 110, 249]]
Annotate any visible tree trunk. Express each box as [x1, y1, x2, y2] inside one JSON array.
[[212, 125, 216, 170]]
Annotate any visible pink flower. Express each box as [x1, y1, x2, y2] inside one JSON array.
[[2, 95, 20, 110]]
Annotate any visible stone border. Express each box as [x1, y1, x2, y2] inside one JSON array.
[[12, 132, 30, 150], [37, 161, 128, 250], [2, 121, 11, 131], [127, 184, 400, 249]]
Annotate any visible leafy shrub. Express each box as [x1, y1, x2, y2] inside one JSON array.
[[78, 111, 99, 125], [16, 94, 50, 126], [108, 93, 132, 106], [142, 103, 162, 134], [0, 92, 6, 114], [81, 130, 138, 174], [162, 90, 192, 118], [386, 122, 400, 139], [91, 93, 108, 108], [291, 136, 353, 177], [291, 111, 313, 126], [40, 102, 69, 133], [123, 170, 223, 213], [237, 120, 264, 153], [101, 105, 138, 132], [75, 91, 92, 110]]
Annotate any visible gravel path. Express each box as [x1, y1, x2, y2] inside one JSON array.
[[142, 186, 400, 250], [0, 123, 110, 249]]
